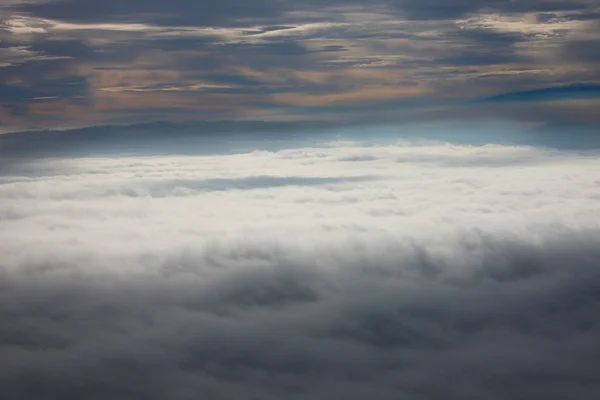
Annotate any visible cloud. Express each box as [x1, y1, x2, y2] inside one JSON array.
[[11, 0, 284, 27], [2, 137, 600, 399], [562, 39, 600, 62], [11, 0, 598, 26], [1, 0, 600, 128]]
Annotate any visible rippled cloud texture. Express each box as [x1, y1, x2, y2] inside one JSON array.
[[2, 139, 600, 399], [2, 0, 600, 129]]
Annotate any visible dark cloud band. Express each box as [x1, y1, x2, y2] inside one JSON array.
[[2, 230, 600, 399]]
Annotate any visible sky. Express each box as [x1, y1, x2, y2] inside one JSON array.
[[1, 0, 600, 131], [2, 2, 600, 399]]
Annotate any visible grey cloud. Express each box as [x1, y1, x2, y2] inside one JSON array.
[[190, 73, 264, 86], [26, 39, 97, 59], [13, 0, 284, 27], [437, 52, 523, 66], [223, 40, 311, 56], [2, 0, 597, 129], [13, 0, 597, 26], [1, 231, 600, 399], [2, 139, 600, 399], [419, 26, 530, 67], [0, 35, 96, 116], [451, 27, 526, 46], [383, 0, 594, 20], [242, 25, 297, 36], [0, 75, 89, 115], [0, 83, 36, 102], [317, 45, 348, 52], [562, 39, 600, 63], [146, 36, 226, 51], [8, 175, 379, 199]]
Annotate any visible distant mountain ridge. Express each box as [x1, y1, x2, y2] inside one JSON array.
[[0, 119, 346, 158], [479, 83, 600, 103], [1, 119, 336, 138]]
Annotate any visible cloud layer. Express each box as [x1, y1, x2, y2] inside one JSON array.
[[1, 0, 600, 129], [2, 138, 600, 399]]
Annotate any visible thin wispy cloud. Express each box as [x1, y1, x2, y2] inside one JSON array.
[[0, 0, 599, 130]]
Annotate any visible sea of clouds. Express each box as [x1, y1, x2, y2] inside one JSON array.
[[1, 138, 600, 399]]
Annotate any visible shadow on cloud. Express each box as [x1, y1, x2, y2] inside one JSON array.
[[1, 230, 600, 399]]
